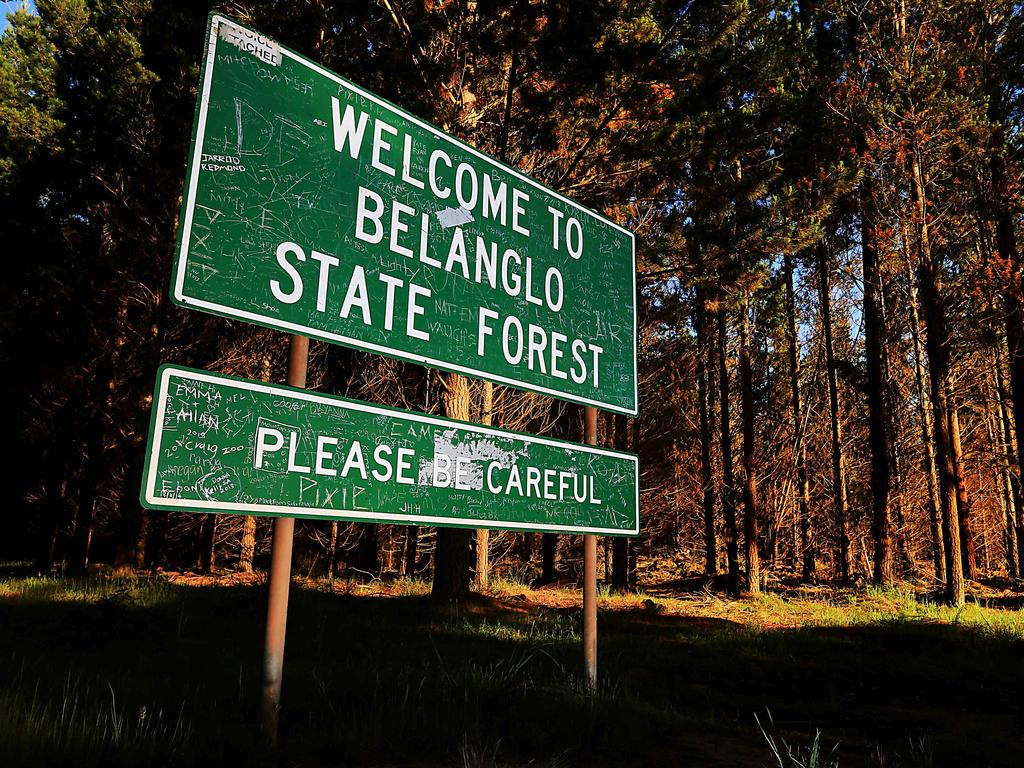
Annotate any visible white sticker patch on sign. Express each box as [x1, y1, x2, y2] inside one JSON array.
[[218, 19, 281, 66], [435, 206, 475, 229]]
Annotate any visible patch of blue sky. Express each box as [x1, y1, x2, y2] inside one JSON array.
[[1, 1, 36, 35]]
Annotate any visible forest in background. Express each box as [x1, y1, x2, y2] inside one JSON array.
[[2, 0, 1023, 609]]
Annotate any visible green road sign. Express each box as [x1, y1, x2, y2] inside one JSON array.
[[141, 366, 639, 535], [173, 15, 637, 415]]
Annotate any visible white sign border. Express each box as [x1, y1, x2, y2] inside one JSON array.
[[172, 14, 639, 417], [143, 366, 640, 536]]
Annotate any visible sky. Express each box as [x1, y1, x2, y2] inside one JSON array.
[[0, 1, 35, 35]]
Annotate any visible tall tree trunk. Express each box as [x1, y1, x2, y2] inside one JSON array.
[[540, 533, 558, 585], [37, 472, 68, 574], [349, 523, 379, 576], [999, 466, 1018, 578], [198, 516, 217, 574], [474, 380, 494, 590], [380, 526, 397, 572], [739, 297, 761, 594], [986, 401, 1018, 577], [115, 277, 172, 570], [38, 463, 74, 573], [860, 162, 893, 585], [695, 295, 718, 576], [118, 461, 153, 570], [68, 420, 105, 576], [539, 400, 574, 587], [69, 355, 121, 575], [817, 239, 851, 582], [717, 309, 740, 592], [907, 257, 945, 581], [887, 386, 913, 574], [992, 198, 1024, 579], [324, 521, 338, 576], [36, 398, 79, 574], [473, 534, 489, 589], [919, 261, 965, 605], [947, 391, 977, 580], [890, 438, 912, 573], [912, 153, 964, 605], [239, 516, 257, 573], [69, 484, 97, 576], [784, 254, 814, 581], [432, 372, 473, 598], [878, 254, 911, 573], [1003, 309, 1024, 580], [993, 344, 1023, 576], [403, 526, 419, 576], [520, 532, 535, 561], [987, 68, 1024, 581]]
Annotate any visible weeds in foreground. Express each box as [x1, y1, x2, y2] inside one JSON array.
[[460, 733, 502, 768], [758, 711, 839, 768], [0, 669, 191, 768], [871, 736, 935, 768], [757, 713, 939, 768]]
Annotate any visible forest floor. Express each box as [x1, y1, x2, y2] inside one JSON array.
[[1, 566, 1023, 768]]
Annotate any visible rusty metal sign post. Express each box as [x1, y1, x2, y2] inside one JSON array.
[[260, 335, 308, 742], [583, 406, 599, 692]]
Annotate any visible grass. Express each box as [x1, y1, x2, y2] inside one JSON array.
[[1, 569, 1023, 766], [0, 573, 181, 606], [0, 670, 192, 767], [758, 711, 840, 768]]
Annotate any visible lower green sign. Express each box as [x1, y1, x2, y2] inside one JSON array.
[[141, 366, 639, 535]]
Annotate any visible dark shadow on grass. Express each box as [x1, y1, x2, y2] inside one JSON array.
[[1, 577, 1023, 767]]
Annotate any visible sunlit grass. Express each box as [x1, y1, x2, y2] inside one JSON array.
[[388, 575, 433, 597], [0, 573, 180, 608], [702, 583, 1024, 638], [443, 613, 579, 643], [489, 573, 1024, 637], [488, 574, 539, 596], [488, 573, 660, 610]]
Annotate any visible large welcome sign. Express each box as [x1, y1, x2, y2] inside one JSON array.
[[172, 15, 637, 414]]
